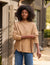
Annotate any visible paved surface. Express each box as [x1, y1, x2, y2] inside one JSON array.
[[33, 47, 50, 65]]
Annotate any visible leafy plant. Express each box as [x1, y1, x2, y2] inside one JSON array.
[[44, 29, 50, 38]]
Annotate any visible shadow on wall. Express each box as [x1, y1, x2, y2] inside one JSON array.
[[13, 0, 34, 4], [2, 37, 14, 65]]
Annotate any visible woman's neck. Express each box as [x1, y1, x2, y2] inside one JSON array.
[[21, 20, 29, 23]]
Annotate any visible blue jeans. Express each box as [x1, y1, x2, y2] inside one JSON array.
[[14, 49, 33, 65]]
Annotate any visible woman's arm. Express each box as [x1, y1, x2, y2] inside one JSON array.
[[32, 23, 41, 59], [21, 35, 36, 39], [13, 22, 22, 40]]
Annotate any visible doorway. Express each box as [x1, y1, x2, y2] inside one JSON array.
[[0, 2, 2, 65], [0, 2, 8, 65], [0, 3, 2, 56]]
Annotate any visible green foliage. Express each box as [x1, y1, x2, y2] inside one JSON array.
[[44, 29, 50, 38], [46, 6, 50, 24], [47, 1, 50, 4], [0, 56, 2, 65]]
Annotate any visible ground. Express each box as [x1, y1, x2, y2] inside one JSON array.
[[33, 47, 50, 65]]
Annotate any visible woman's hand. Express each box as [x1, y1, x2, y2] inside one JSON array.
[[21, 35, 36, 39], [35, 43, 41, 59], [37, 51, 41, 59]]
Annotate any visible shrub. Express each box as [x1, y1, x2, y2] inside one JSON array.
[[44, 29, 50, 38]]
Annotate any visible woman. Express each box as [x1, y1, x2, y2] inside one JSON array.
[[13, 5, 41, 65]]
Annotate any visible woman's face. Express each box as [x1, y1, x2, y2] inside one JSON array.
[[21, 9, 29, 20]]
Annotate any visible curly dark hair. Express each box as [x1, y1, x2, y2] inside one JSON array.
[[15, 5, 35, 22]]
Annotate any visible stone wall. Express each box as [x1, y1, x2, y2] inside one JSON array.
[[44, 38, 50, 47], [2, 4, 9, 65]]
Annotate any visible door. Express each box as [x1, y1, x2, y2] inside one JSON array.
[[0, 2, 2, 61], [0, 3, 2, 65]]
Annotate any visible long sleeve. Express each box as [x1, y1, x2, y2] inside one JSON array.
[[12, 22, 22, 40], [32, 23, 39, 44]]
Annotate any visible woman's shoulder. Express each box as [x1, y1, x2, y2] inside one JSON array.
[[30, 22, 36, 26]]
